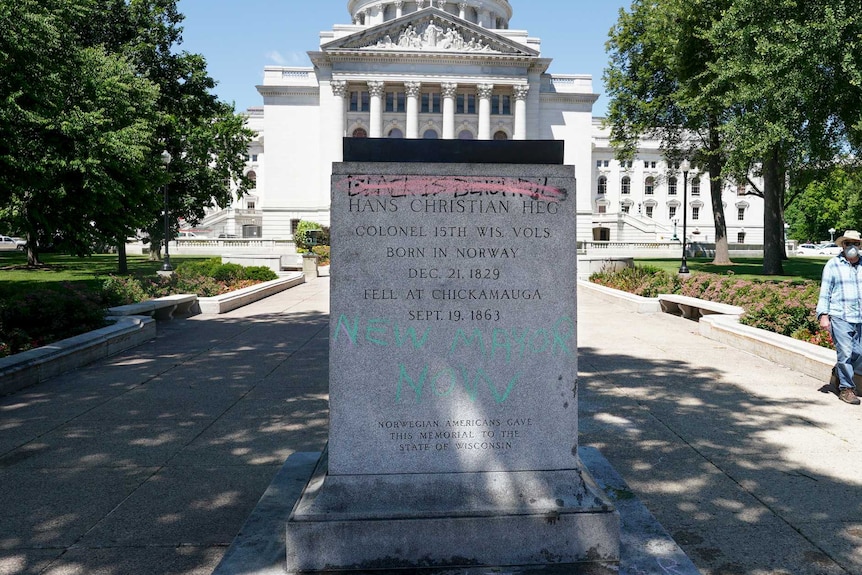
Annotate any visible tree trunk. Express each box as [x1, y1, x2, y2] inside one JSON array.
[[706, 125, 731, 265], [707, 125, 731, 265], [25, 238, 40, 266], [762, 151, 785, 275], [117, 240, 128, 274]]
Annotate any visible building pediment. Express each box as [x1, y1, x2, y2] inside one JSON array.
[[321, 8, 538, 57]]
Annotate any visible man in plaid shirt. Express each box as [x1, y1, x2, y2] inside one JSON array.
[[817, 229, 862, 404]]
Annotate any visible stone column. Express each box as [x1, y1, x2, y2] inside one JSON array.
[[513, 84, 529, 140], [416, 0, 425, 8], [368, 81, 385, 138], [441, 83, 458, 139], [394, 0, 403, 18], [405, 81, 422, 139], [331, 80, 347, 140], [458, 1, 467, 19], [477, 83, 494, 140]]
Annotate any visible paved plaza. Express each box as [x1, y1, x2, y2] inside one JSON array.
[[1, 277, 861, 574]]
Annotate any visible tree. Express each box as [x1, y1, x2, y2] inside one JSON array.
[[784, 167, 862, 243], [0, 0, 252, 271], [118, 0, 253, 264], [607, 0, 862, 276], [604, 0, 735, 266], [704, 0, 862, 274], [0, 0, 162, 266]]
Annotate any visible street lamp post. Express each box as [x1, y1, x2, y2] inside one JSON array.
[[161, 150, 173, 272], [671, 218, 679, 241], [678, 160, 691, 275], [829, 227, 836, 242]]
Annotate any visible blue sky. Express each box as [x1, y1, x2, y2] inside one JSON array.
[[175, 0, 630, 116]]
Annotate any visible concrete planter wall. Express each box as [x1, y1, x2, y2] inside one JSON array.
[[0, 272, 308, 395], [577, 280, 836, 383], [198, 273, 305, 314], [0, 316, 156, 396]]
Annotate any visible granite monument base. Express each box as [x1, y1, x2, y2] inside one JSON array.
[[285, 448, 620, 574]]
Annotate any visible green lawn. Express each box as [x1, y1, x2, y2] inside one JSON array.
[[0, 252, 207, 299], [634, 256, 829, 282]]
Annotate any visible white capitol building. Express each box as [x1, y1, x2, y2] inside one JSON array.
[[201, 0, 764, 248]]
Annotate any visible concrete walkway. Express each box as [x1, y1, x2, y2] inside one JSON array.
[[1, 277, 861, 575]]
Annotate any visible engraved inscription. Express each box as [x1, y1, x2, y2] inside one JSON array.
[[331, 172, 576, 468]]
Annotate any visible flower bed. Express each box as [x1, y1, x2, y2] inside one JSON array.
[[589, 265, 828, 348]]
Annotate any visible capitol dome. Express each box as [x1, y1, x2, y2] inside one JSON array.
[[346, 0, 512, 29]]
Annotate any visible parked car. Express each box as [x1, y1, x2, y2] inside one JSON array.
[[795, 243, 820, 255], [818, 242, 842, 256], [176, 231, 198, 238], [0, 235, 25, 251], [218, 233, 238, 238]]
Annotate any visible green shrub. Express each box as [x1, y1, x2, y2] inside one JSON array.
[[212, 263, 245, 282], [242, 266, 278, 281], [294, 220, 330, 252], [0, 284, 107, 357], [173, 274, 223, 297], [590, 265, 679, 297], [102, 275, 149, 306], [175, 257, 222, 278]]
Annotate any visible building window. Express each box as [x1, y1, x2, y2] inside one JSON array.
[[597, 176, 607, 195], [621, 176, 631, 195], [251, 154, 258, 162], [386, 91, 406, 112], [645, 205, 654, 218], [738, 207, 745, 221], [352, 128, 368, 138], [621, 160, 633, 169], [490, 94, 511, 115], [644, 177, 654, 195], [349, 91, 369, 112], [458, 129, 474, 139], [598, 204, 607, 214], [388, 128, 404, 138], [644, 160, 656, 169], [423, 129, 439, 139], [421, 92, 441, 113], [692, 206, 700, 221], [456, 93, 476, 114], [668, 177, 678, 195], [621, 204, 630, 214], [493, 130, 508, 140], [737, 231, 746, 243], [691, 178, 700, 196], [669, 205, 677, 219], [247, 200, 256, 210]]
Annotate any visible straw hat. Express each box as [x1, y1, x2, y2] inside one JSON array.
[[836, 230, 862, 247]]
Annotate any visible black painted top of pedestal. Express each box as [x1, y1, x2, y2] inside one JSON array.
[[343, 138, 564, 164]]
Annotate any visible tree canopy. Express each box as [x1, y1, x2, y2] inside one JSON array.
[[605, 0, 862, 274], [605, 0, 735, 265], [0, 0, 252, 268]]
